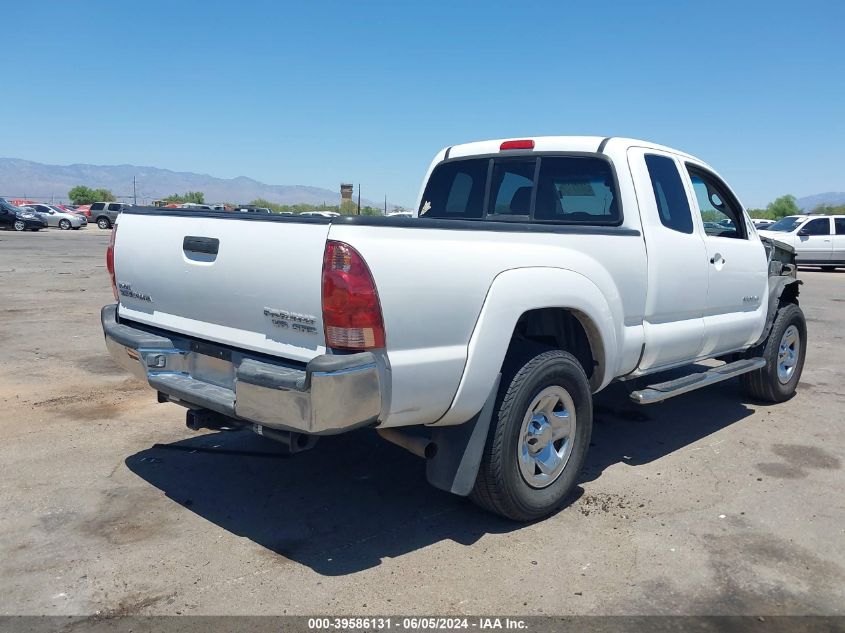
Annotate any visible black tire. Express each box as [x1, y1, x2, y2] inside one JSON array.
[[59, 219, 71, 230], [470, 349, 592, 521], [741, 303, 806, 402], [97, 217, 111, 229]]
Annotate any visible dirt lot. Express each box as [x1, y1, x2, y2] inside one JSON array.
[[1, 228, 843, 617]]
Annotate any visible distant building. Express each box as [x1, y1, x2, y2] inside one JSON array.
[[340, 183, 354, 205]]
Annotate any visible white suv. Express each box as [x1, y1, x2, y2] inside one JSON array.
[[759, 215, 845, 269]]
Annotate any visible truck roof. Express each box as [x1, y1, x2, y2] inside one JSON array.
[[444, 136, 699, 162]]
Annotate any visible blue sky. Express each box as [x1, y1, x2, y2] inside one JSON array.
[[1, 0, 842, 208]]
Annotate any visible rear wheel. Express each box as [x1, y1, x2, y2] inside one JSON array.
[[59, 219, 71, 230], [741, 303, 806, 402], [470, 349, 592, 521], [97, 217, 111, 229]]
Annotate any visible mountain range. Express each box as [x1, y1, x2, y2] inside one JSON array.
[[796, 192, 845, 211], [0, 157, 389, 208]]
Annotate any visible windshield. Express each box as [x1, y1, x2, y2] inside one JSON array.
[[767, 216, 803, 232]]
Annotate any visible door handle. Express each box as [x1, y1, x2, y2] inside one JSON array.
[[710, 255, 726, 265], [183, 236, 219, 255]]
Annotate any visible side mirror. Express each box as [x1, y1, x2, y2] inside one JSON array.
[[797, 228, 810, 237]]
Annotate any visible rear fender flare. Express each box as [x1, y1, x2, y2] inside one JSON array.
[[432, 267, 618, 426]]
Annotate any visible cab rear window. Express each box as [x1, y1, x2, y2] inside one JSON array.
[[419, 155, 621, 225]]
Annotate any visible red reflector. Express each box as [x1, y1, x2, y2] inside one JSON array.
[[321, 240, 385, 350], [106, 225, 118, 301], [500, 139, 535, 150]]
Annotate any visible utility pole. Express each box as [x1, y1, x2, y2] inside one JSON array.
[[133, 177, 137, 206], [357, 184, 361, 215]]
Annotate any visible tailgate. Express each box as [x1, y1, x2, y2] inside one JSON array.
[[113, 211, 330, 362]]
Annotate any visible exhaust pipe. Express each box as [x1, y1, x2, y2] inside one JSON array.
[[252, 424, 319, 454], [377, 428, 437, 459]]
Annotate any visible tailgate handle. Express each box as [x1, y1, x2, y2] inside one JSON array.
[[183, 236, 219, 255]]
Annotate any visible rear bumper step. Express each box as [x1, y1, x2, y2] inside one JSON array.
[[101, 304, 382, 434], [630, 357, 766, 404]]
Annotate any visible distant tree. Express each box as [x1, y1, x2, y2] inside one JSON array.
[[360, 205, 382, 216], [165, 191, 205, 204], [69, 185, 115, 205], [766, 195, 801, 219], [810, 203, 845, 215], [249, 198, 285, 213]]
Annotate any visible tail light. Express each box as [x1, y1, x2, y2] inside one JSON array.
[[106, 225, 118, 300], [321, 240, 385, 350]]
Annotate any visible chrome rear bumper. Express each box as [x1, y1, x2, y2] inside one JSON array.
[[101, 304, 382, 434]]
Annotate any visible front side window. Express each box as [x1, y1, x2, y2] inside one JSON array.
[[644, 154, 693, 234], [687, 167, 746, 239], [108, 203, 122, 211], [801, 217, 831, 236]]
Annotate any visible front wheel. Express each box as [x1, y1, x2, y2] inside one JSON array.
[[59, 219, 71, 230], [741, 303, 807, 402], [470, 350, 592, 521], [14, 220, 25, 231]]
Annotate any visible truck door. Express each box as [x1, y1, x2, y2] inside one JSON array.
[[795, 216, 833, 264], [834, 218, 845, 265], [684, 165, 768, 355], [627, 148, 707, 370]]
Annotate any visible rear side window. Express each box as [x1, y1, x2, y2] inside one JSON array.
[[420, 155, 621, 224], [644, 155, 693, 234], [834, 218, 845, 235], [91, 203, 105, 211]]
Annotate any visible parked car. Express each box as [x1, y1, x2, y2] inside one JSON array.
[[179, 203, 214, 210], [0, 198, 47, 231], [387, 211, 414, 218], [24, 203, 87, 230], [299, 210, 340, 217], [90, 202, 130, 229], [102, 136, 806, 521], [235, 206, 272, 214], [752, 218, 775, 230], [758, 215, 845, 270]]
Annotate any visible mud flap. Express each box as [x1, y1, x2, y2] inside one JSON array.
[[426, 375, 500, 496]]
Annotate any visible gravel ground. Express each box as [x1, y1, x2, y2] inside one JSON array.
[[0, 228, 843, 617]]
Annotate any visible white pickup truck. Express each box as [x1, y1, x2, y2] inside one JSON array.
[[102, 136, 806, 521]]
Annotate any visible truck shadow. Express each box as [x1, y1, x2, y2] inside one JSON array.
[[126, 428, 524, 576], [582, 377, 756, 484], [125, 374, 755, 576]]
